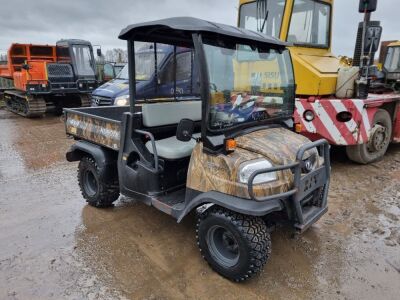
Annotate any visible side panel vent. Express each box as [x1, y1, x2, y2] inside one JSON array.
[[47, 63, 74, 82]]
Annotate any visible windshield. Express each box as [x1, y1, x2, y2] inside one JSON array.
[[384, 47, 400, 73], [239, 0, 286, 38], [56, 46, 71, 63], [204, 41, 295, 132], [72, 45, 95, 76], [287, 0, 331, 48], [114, 65, 124, 75], [117, 43, 166, 80]]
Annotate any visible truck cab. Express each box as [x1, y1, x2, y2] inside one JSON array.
[[91, 43, 196, 106], [55, 39, 98, 92]]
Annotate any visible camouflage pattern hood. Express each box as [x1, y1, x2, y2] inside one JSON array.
[[235, 127, 314, 165]]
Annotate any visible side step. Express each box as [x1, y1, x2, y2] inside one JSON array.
[[150, 188, 186, 217], [294, 206, 328, 233]]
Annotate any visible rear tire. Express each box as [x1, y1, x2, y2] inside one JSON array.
[[346, 109, 392, 164], [78, 156, 119, 207], [196, 207, 271, 282]]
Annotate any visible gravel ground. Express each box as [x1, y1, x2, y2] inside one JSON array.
[[0, 108, 399, 300]]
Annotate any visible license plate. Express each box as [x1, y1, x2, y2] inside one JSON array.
[[303, 174, 319, 193], [298, 168, 324, 197]]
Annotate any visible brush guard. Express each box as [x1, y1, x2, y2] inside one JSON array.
[[248, 139, 331, 232]]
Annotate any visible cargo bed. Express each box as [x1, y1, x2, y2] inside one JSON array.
[[64, 106, 130, 150], [64, 97, 201, 150]]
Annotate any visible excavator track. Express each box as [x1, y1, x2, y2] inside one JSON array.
[[4, 90, 46, 118]]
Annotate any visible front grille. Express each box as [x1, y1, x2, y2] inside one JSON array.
[[47, 63, 74, 83], [91, 95, 112, 106]]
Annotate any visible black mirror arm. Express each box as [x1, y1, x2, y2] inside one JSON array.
[[192, 136, 201, 143]]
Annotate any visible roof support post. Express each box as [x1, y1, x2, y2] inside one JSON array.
[[128, 40, 136, 113]]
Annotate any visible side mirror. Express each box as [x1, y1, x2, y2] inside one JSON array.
[[364, 25, 382, 53], [359, 0, 377, 13], [176, 119, 194, 142]]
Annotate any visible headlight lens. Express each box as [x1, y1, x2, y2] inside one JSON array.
[[114, 95, 129, 106], [303, 110, 315, 122], [238, 159, 277, 185], [302, 152, 318, 173]]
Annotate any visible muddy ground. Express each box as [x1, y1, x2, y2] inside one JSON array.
[[0, 108, 399, 300]]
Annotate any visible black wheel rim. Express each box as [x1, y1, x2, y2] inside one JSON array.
[[83, 170, 98, 197], [206, 225, 240, 268]]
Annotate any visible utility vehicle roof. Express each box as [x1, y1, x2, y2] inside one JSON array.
[[118, 17, 288, 48]]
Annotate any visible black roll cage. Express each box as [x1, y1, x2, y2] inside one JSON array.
[[127, 34, 292, 153], [127, 33, 214, 149], [120, 17, 291, 153]]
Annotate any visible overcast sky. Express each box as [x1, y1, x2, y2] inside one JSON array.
[[0, 0, 398, 57]]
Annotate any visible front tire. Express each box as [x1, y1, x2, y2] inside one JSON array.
[[196, 207, 271, 282], [346, 109, 392, 164], [78, 156, 119, 207]]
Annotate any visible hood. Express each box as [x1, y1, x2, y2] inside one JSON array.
[[92, 79, 150, 99], [235, 127, 314, 165], [92, 78, 129, 98]]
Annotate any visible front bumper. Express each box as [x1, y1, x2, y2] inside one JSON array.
[[248, 139, 331, 232], [26, 80, 97, 94]]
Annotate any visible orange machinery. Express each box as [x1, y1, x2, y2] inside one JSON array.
[[0, 44, 56, 91], [0, 40, 97, 117]]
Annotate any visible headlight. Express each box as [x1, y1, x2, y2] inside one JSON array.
[[303, 110, 315, 122], [114, 95, 129, 106], [238, 159, 277, 185], [302, 153, 318, 173]]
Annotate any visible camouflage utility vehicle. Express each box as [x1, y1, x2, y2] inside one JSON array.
[[64, 17, 331, 282]]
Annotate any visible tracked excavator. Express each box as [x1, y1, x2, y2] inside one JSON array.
[[0, 39, 97, 117]]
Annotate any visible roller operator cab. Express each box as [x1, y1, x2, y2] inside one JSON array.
[[91, 43, 196, 106], [382, 42, 400, 89], [238, 0, 338, 96], [64, 17, 330, 282]]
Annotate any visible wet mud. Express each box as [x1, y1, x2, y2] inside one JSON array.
[[0, 108, 399, 299]]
